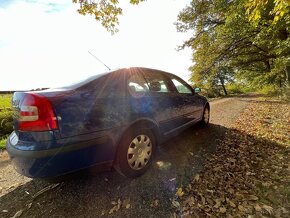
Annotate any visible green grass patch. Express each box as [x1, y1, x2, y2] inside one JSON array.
[[0, 137, 7, 149], [0, 94, 13, 149]]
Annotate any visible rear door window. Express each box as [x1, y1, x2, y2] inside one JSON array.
[[127, 74, 149, 97]]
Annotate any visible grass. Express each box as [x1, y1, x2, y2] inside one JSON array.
[[0, 137, 7, 149], [0, 94, 12, 109], [0, 94, 13, 149]]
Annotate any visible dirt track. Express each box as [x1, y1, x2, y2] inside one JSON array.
[[0, 97, 249, 218]]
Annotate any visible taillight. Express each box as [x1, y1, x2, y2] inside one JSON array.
[[18, 93, 58, 131]]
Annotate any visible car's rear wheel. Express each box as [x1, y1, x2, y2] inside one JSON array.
[[114, 128, 156, 178], [200, 105, 210, 126]]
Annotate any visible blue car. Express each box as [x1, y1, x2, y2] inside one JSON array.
[[6, 67, 210, 178]]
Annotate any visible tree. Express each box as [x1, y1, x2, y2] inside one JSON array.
[[72, 0, 145, 34], [176, 0, 290, 93], [246, 0, 290, 24]]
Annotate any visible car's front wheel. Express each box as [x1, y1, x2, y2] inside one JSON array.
[[114, 128, 156, 178], [200, 105, 210, 126]]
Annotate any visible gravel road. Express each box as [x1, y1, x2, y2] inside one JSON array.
[[0, 97, 249, 218]]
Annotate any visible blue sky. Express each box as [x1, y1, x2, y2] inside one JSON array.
[[0, 0, 192, 90]]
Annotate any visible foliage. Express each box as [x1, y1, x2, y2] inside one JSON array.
[[245, 0, 290, 24], [175, 99, 290, 217], [0, 137, 7, 149], [176, 0, 290, 95], [0, 94, 13, 148], [0, 94, 12, 110], [72, 0, 145, 33], [0, 110, 13, 137]]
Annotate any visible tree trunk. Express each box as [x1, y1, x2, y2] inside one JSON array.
[[264, 60, 271, 72], [219, 76, 228, 95], [286, 66, 290, 87], [221, 84, 228, 95]]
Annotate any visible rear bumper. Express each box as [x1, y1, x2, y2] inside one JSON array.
[[6, 132, 115, 178]]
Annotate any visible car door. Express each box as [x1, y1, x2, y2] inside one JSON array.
[[169, 76, 203, 123], [141, 70, 186, 135]]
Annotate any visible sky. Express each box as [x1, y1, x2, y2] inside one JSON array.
[[0, 0, 192, 91]]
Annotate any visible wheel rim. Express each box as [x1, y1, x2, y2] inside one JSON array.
[[127, 134, 152, 170], [204, 107, 210, 123]]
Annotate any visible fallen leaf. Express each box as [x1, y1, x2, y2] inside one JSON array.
[[229, 200, 236, 208], [183, 197, 195, 206], [238, 205, 245, 212], [214, 199, 221, 208], [27, 203, 32, 209], [171, 212, 177, 218], [152, 199, 159, 207], [254, 204, 262, 212], [172, 199, 180, 208], [176, 188, 184, 197], [206, 189, 214, 194], [122, 198, 130, 209], [248, 195, 258, 201], [33, 183, 60, 199], [11, 210, 23, 218], [194, 174, 200, 182], [219, 207, 226, 213], [109, 206, 118, 214], [262, 204, 273, 215]]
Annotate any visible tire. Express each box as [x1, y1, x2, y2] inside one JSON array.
[[200, 105, 210, 127], [114, 128, 156, 178]]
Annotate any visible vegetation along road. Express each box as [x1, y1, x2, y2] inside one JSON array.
[[1, 95, 289, 217]]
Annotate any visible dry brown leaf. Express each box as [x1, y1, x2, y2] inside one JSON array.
[[151, 199, 159, 207], [248, 195, 258, 201], [183, 197, 195, 206], [194, 174, 200, 182], [262, 204, 273, 215], [172, 199, 180, 208], [229, 200, 236, 208], [122, 198, 130, 209], [238, 205, 245, 212], [219, 207, 227, 213], [109, 205, 118, 214], [214, 199, 221, 208], [254, 204, 262, 212], [11, 210, 23, 218]]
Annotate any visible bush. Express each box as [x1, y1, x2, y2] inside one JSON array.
[[0, 94, 13, 139], [0, 110, 13, 137], [0, 94, 12, 110], [279, 87, 290, 102]]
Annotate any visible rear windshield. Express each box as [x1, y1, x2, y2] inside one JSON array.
[[56, 72, 109, 89]]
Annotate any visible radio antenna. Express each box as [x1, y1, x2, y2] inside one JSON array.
[[88, 51, 111, 71]]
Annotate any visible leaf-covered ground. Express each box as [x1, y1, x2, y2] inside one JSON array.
[[175, 99, 290, 217]]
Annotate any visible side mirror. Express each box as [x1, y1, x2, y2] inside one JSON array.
[[195, 87, 201, 93]]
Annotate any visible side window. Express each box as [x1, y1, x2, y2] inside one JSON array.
[[127, 74, 149, 95], [148, 80, 169, 93], [172, 78, 193, 94], [143, 73, 172, 93]]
